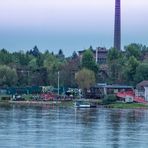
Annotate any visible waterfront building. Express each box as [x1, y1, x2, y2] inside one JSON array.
[[136, 81, 148, 101]]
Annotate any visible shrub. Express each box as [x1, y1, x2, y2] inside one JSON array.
[[1, 96, 11, 101], [103, 94, 117, 105]]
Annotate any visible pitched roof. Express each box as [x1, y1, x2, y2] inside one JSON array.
[[137, 80, 148, 88]]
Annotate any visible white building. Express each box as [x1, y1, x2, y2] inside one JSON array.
[[136, 81, 148, 101]]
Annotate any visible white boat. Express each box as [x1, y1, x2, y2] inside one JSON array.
[[74, 100, 97, 108]]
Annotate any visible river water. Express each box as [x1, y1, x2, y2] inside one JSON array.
[[0, 104, 148, 148]]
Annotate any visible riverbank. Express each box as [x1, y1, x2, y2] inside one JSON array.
[[106, 102, 148, 109], [0, 100, 74, 108], [0, 100, 148, 109]]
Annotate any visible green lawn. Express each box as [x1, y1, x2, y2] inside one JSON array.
[[107, 102, 148, 109]]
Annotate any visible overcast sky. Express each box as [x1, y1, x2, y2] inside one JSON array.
[[0, 0, 148, 55]]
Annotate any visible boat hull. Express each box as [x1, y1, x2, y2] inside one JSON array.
[[74, 101, 97, 108]]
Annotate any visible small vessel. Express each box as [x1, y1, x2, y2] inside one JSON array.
[[74, 100, 97, 108]]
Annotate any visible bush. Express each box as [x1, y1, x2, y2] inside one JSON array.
[[1, 96, 11, 101], [103, 94, 117, 105]]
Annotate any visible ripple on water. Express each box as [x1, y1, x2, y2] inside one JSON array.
[[0, 106, 148, 147]]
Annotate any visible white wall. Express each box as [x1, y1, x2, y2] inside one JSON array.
[[144, 87, 148, 101]]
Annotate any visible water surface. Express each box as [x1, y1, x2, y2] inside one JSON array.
[[0, 104, 148, 148]]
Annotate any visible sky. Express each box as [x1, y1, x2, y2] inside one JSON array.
[[0, 0, 148, 56]]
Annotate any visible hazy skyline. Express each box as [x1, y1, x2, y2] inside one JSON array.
[[0, 0, 148, 55]]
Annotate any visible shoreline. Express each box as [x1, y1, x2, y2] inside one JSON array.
[[9, 100, 60, 105], [105, 103, 148, 109], [0, 100, 148, 109], [0, 100, 73, 107]]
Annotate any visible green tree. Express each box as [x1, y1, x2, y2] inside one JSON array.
[[0, 49, 12, 65], [75, 68, 96, 95], [124, 43, 142, 60], [82, 49, 98, 74], [124, 56, 139, 84], [60, 57, 80, 88], [44, 53, 61, 71], [32, 46, 40, 57], [108, 48, 121, 61], [44, 53, 63, 86], [72, 51, 78, 60], [141, 46, 148, 62], [107, 48, 125, 83], [0, 65, 18, 86], [12, 51, 31, 66], [134, 63, 148, 83], [28, 58, 38, 70], [57, 49, 65, 61], [36, 54, 44, 67]]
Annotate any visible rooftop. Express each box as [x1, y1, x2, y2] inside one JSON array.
[[95, 83, 133, 89], [137, 81, 148, 88]]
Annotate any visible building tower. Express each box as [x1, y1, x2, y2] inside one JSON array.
[[114, 0, 121, 50]]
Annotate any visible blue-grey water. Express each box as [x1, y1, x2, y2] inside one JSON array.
[[0, 104, 148, 148]]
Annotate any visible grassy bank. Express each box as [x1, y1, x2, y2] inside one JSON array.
[[106, 102, 148, 109], [0, 99, 100, 107], [0, 96, 148, 109]]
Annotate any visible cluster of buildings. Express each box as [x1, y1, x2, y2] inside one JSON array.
[[87, 81, 148, 102]]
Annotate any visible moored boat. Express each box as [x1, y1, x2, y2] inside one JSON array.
[[74, 100, 97, 108]]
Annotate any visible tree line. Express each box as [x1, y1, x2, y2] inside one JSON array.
[[0, 46, 80, 88], [0, 43, 148, 90], [75, 43, 148, 91]]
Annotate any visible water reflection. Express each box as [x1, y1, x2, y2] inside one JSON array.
[[106, 110, 122, 148], [0, 105, 148, 147], [105, 109, 148, 148]]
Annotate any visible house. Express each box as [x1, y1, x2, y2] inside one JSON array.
[[96, 47, 108, 64], [88, 83, 133, 99], [78, 47, 108, 65], [136, 81, 148, 101]]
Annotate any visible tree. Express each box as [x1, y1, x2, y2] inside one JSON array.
[[123, 56, 139, 84], [134, 63, 148, 83], [108, 48, 121, 61], [12, 51, 31, 66], [82, 49, 98, 74], [0, 65, 18, 86], [0, 49, 12, 65], [60, 58, 80, 88], [29, 68, 48, 86], [107, 48, 125, 84], [28, 58, 38, 70], [44, 53, 61, 71], [32, 46, 40, 57], [75, 68, 96, 94], [43, 53, 63, 86], [36, 54, 44, 67], [57, 49, 65, 61], [141, 46, 148, 62], [72, 51, 78, 60], [124, 43, 142, 60], [28, 46, 44, 67]]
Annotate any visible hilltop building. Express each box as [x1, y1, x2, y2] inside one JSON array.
[[78, 47, 108, 65]]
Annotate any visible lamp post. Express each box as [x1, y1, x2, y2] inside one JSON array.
[[58, 71, 60, 96]]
